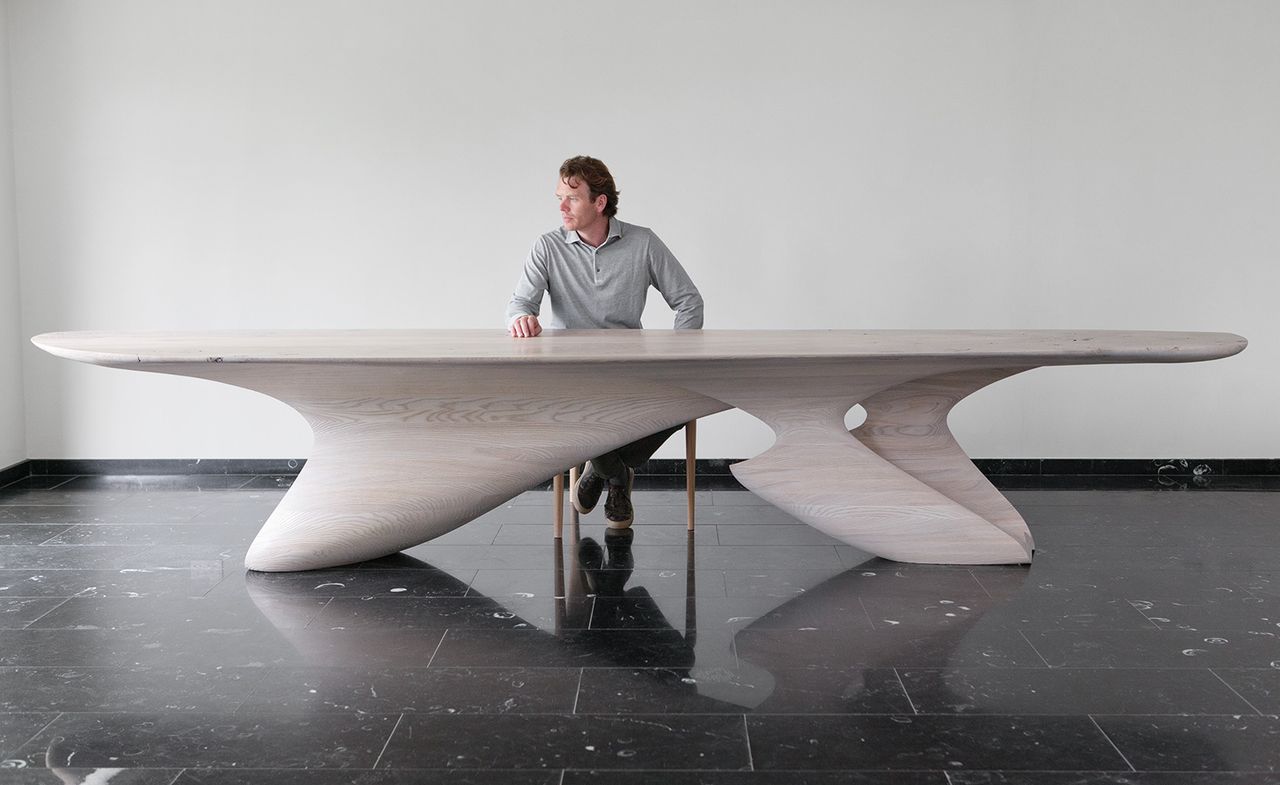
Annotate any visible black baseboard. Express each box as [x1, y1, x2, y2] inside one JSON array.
[[5, 457, 1280, 492], [24, 458, 306, 477]]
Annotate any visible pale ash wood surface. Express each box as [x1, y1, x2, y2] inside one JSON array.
[[33, 328, 1245, 364], [31, 330, 1247, 572]]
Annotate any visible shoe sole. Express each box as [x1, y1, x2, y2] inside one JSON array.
[[605, 468, 635, 529], [571, 462, 598, 515]]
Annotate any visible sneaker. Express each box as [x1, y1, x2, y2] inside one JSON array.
[[604, 467, 635, 529], [572, 461, 606, 515], [576, 537, 604, 594]]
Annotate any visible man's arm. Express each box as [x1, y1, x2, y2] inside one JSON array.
[[647, 233, 704, 329], [505, 238, 549, 337]]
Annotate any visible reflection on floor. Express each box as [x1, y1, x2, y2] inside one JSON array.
[[0, 473, 1279, 783]]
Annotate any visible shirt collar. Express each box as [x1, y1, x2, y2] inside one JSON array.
[[565, 217, 623, 245]]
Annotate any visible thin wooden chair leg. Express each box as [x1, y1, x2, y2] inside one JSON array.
[[685, 420, 697, 531], [684, 527, 696, 645], [553, 536, 565, 633], [553, 472, 565, 539], [568, 466, 579, 520]]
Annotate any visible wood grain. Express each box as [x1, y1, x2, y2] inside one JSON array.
[[31, 329, 1247, 571]]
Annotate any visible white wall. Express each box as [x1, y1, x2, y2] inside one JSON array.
[[0, 1, 27, 470], [8, 0, 1278, 461]]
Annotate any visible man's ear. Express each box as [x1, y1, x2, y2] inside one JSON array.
[[595, 193, 608, 215]]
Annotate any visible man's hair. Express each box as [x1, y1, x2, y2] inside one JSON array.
[[560, 156, 620, 217]]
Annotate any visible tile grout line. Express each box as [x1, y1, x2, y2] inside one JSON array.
[[1209, 668, 1266, 716], [301, 597, 335, 630], [893, 668, 918, 715], [370, 712, 404, 770], [15, 711, 64, 759], [571, 667, 585, 714], [1017, 629, 1054, 668], [424, 629, 449, 667], [35, 525, 78, 546], [21, 596, 73, 629], [1089, 714, 1136, 772], [969, 569, 995, 600], [166, 769, 187, 785], [857, 596, 877, 631], [742, 714, 755, 771]]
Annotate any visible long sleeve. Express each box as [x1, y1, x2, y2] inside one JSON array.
[[647, 233, 704, 330], [504, 237, 550, 327]]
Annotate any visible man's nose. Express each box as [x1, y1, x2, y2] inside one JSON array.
[[559, 200, 569, 212]]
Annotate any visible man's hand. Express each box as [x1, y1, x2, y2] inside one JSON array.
[[509, 315, 542, 338]]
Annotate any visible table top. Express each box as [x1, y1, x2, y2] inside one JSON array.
[[31, 329, 1247, 366]]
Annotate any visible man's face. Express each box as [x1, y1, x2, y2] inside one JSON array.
[[556, 176, 606, 233]]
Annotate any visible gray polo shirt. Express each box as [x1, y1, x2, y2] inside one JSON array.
[[505, 217, 704, 330]]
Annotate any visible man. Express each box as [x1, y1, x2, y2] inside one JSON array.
[[506, 155, 703, 529]]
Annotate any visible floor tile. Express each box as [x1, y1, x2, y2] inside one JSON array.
[[1213, 669, 1280, 714], [898, 668, 1257, 715], [0, 771, 182, 784], [25, 596, 330, 632], [13, 712, 398, 769], [970, 590, 1161, 631], [691, 546, 844, 570], [563, 773, 947, 784], [235, 666, 579, 715], [0, 625, 444, 668], [0, 598, 65, 629], [57, 476, 258, 491], [0, 567, 228, 599], [376, 713, 749, 770], [0, 712, 58, 758], [175, 771, 560, 785], [430, 628, 734, 670], [1027, 629, 1280, 668], [1097, 715, 1280, 771], [721, 568, 858, 599], [0, 525, 74, 545], [735, 625, 1047, 669], [0, 505, 199, 524], [469, 568, 725, 599], [693, 506, 804, 524], [313, 596, 580, 631], [949, 772, 1280, 783], [495, 523, 706, 546], [0, 666, 258, 712], [708, 491, 774, 507], [588, 594, 874, 633], [714, 523, 843, 546], [0, 475, 77, 492], [1130, 596, 1280, 632], [0, 488, 132, 506], [0, 545, 158, 570], [1017, 566, 1259, 603], [574, 665, 912, 714], [746, 714, 1126, 770], [1235, 572, 1280, 599], [223, 565, 476, 599], [41, 523, 259, 548]]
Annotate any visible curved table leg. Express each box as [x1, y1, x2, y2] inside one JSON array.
[[852, 367, 1035, 557], [687, 363, 1034, 565], [166, 363, 728, 572]]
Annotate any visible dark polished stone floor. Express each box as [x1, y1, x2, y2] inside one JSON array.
[[1, 474, 1279, 783]]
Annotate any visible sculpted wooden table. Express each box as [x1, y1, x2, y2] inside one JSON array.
[[32, 329, 1245, 572]]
